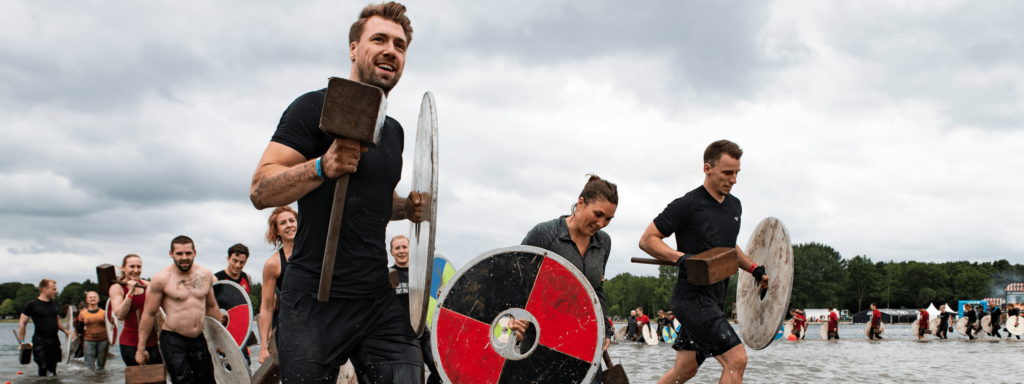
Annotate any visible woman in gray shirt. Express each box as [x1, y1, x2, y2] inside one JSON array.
[[517, 174, 618, 384]]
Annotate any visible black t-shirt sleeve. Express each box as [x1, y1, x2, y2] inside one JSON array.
[[652, 197, 690, 238], [22, 301, 35, 318], [270, 90, 327, 160]]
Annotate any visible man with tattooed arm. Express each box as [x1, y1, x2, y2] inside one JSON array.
[[136, 235, 227, 384]]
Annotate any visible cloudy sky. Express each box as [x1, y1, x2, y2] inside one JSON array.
[[2, 0, 1023, 289]]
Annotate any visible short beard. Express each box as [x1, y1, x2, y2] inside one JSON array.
[[356, 61, 399, 93], [176, 260, 192, 273]]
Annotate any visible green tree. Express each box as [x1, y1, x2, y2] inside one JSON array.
[[59, 281, 85, 307], [12, 285, 39, 316], [249, 283, 262, 315], [845, 256, 878, 312], [0, 298, 13, 317], [791, 243, 848, 308]]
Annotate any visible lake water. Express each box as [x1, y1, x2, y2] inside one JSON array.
[[2, 322, 1022, 383]]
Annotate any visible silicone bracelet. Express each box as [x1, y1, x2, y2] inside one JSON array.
[[315, 157, 326, 180]]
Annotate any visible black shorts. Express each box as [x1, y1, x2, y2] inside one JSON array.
[[670, 296, 742, 366], [159, 330, 215, 384], [918, 327, 927, 336], [32, 341, 60, 375], [120, 344, 163, 367], [278, 269, 422, 383]]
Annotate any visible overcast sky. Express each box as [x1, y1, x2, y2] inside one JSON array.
[[2, 0, 1023, 289]]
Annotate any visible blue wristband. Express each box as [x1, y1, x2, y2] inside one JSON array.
[[315, 157, 326, 180]]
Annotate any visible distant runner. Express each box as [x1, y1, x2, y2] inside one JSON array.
[[626, 310, 638, 341], [964, 303, 977, 340], [869, 303, 883, 340], [635, 307, 650, 343], [792, 309, 806, 339], [18, 279, 69, 376], [389, 235, 441, 384], [936, 305, 950, 339], [77, 291, 109, 370], [826, 306, 839, 340], [1008, 304, 1020, 340], [989, 304, 1002, 338], [916, 305, 929, 340], [137, 236, 226, 384]]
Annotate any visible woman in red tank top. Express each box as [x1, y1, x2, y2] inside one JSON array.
[[107, 254, 162, 366]]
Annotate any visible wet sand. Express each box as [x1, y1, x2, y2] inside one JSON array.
[[3, 322, 1022, 383]]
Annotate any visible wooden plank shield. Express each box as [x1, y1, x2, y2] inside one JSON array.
[[408, 91, 439, 337], [643, 324, 658, 345], [62, 305, 75, 361], [431, 246, 604, 384], [203, 316, 250, 384], [212, 280, 254, 349], [736, 217, 794, 350], [928, 317, 941, 335]]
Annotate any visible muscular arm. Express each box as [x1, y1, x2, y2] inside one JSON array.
[[204, 271, 223, 321], [109, 284, 132, 321], [638, 222, 684, 263], [257, 257, 280, 363], [18, 313, 29, 342], [390, 191, 422, 222], [249, 142, 322, 210], [138, 275, 165, 350]]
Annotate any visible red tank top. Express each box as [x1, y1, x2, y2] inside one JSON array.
[[118, 281, 158, 347]]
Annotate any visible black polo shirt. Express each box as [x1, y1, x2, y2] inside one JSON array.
[[652, 185, 742, 304]]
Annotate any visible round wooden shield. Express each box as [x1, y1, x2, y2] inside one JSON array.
[[614, 325, 628, 341], [981, 315, 992, 334], [818, 323, 828, 340], [212, 280, 253, 349], [426, 255, 457, 329], [104, 299, 120, 345], [643, 324, 658, 345], [432, 246, 604, 384], [928, 318, 941, 335], [863, 316, 885, 337], [1006, 316, 1024, 336], [661, 325, 676, 343], [736, 217, 794, 350], [62, 305, 75, 361], [956, 317, 969, 336], [910, 317, 929, 337], [203, 316, 250, 384], [783, 319, 805, 340], [409, 91, 439, 337], [673, 318, 680, 332]]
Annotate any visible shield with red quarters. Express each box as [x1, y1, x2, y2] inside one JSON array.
[[431, 246, 604, 384], [104, 299, 121, 345], [213, 280, 253, 349]]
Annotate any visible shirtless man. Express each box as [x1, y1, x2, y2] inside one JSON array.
[[136, 235, 226, 384]]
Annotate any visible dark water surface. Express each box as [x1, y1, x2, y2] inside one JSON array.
[[3, 322, 1022, 383]]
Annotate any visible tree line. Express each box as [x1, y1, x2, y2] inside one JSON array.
[[604, 242, 1024, 319], [0, 279, 263, 318]]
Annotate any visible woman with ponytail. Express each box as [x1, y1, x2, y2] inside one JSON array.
[[515, 174, 618, 384], [108, 254, 162, 366]]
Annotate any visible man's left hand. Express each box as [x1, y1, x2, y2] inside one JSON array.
[[406, 191, 423, 223]]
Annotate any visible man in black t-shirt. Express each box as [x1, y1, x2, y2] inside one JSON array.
[[214, 243, 254, 365], [18, 279, 70, 376], [249, 3, 424, 382], [389, 235, 441, 384], [214, 243, 253, 294], [639, 140, 769, 384], [626, 310, 638, 341], [990, 305, 1002, 338]]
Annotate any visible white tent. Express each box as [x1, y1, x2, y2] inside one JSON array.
[[943, 303, 956, 313], [802, 309, 831, 322], [926, 303, 940, 318]]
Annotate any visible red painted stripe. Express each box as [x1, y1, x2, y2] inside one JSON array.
[[436, 308, 504, 384], [525, 258, 597, 363], [225, 306, 249, 346]]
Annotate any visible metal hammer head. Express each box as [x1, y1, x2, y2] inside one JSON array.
[[319, 77, 388, 147]]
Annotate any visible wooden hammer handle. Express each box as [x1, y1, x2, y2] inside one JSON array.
[[603, 351, 613, 367], [630, 257, 676, 266], [318, 174, 350, 302]]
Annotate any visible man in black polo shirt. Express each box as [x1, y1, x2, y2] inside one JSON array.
[[639, 140, 769, 384], [214, 243, 254, 365], [248, 3, 424, 382], [18, 279, 70, 376]]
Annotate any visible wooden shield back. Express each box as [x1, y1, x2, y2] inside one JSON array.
[[408, 92, 439, 337], [818, 323, 828, 339], [203, 316, 250, 384], [1006, 316, 1024, 336], [736, 217, 794, 350]]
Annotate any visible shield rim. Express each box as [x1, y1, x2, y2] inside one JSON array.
[[430, 245, 605, 384], [818, 322, 828, 339], [980, 315, 992, 333], [408, 91, 439, 337], [736, 217, 794, 350], [63, 305, 75, 361], [212, 280, 254, 349], [104, 299, 119, 345], [203, 315, 252, 382]]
